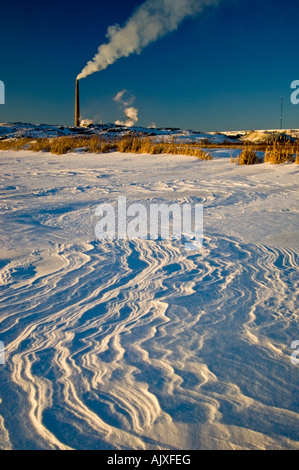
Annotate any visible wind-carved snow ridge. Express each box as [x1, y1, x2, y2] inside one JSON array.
[[1, 237, 298, 450], [0, 151, 298, 450]]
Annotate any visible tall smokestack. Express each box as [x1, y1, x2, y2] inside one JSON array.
[[75, 79, 80, 127]]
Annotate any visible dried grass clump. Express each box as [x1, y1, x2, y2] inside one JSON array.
[[117, 136, 142, 153], [0, 134, 213, 159], [28, 139, 52, 152], [100, 142, 116, 153], [0, 138, 32, 150], [116, 135, 212, 159], [237, 148, 263, 165], [27, 136, 116, 155], [264, 142, 296, 164], [47, 137, 78, 155], [85, 136, 116, 153]]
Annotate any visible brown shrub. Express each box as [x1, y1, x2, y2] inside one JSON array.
[[117, 136, 134, 153], [0, 138, 32, 150], [265, 143, 295, 164], [49, 137, 77, 155], [85, 136, 103, 153], [0, 134, 213, 159], [28, 139, 52, 152], [237, 149, 262, 165]]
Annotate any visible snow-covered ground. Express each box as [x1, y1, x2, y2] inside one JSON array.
[[1, 121, 299, 143], [0, 148, 298, 450]]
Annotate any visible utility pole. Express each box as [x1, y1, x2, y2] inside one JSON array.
[[280, 97, 283, 130], [75, 79, 80, 127]]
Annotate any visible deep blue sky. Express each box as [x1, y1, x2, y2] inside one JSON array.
[[0, 0, 298, 131]]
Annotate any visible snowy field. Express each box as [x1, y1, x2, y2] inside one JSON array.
[[0, 148, 298, 450]]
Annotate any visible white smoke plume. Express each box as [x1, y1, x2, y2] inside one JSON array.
[[80, 118, 94, 127], [114, 89, 139, 127], [77, 0, 219, 80]]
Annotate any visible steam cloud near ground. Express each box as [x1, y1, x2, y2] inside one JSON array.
[[114, 90, 139, 127]]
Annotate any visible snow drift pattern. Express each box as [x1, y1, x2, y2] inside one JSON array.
[[77, 0, 219, 80], [0, 150, 298, 450]]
